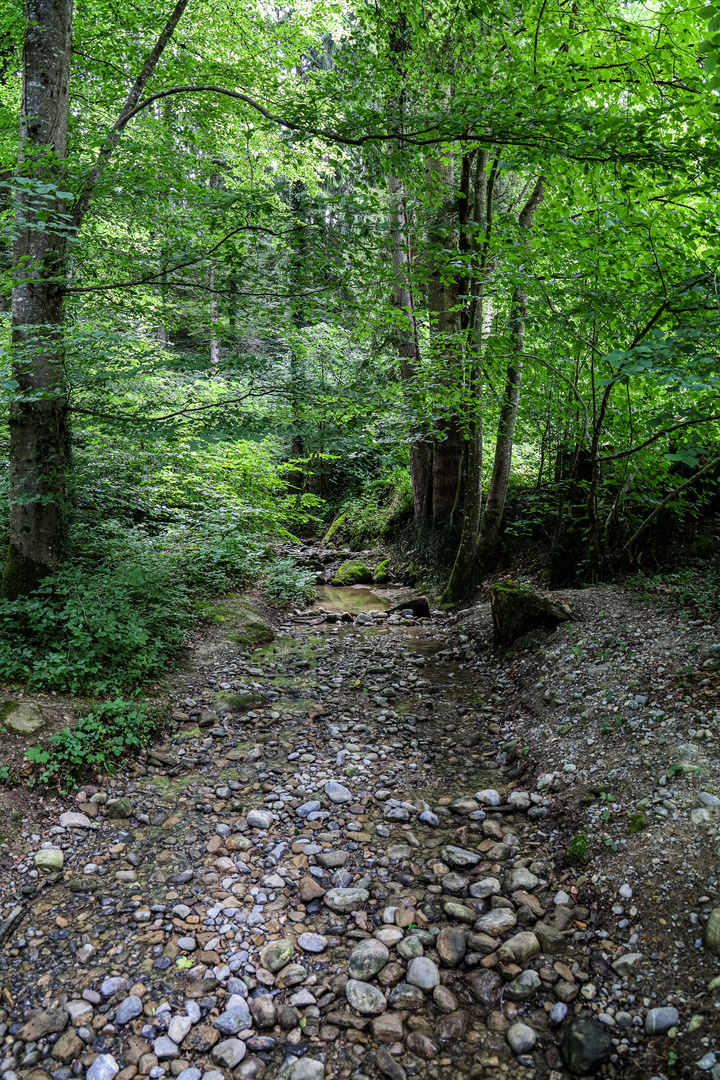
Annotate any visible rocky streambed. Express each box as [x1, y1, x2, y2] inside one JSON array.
[[1, 577, 720, 1080]]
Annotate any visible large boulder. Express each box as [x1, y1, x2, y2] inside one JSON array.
[[490, 581, 573, 646]]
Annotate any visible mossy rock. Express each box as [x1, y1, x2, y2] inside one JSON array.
[[627, 811, 648, 835], [332, 560, 373, 586], [215, 692, 265, 711], [226, 620, 274, 646], [565, 833, 593, 867], [373, 559, 391, 584]]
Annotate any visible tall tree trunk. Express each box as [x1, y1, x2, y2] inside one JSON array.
[[477, 176, 546, 570], [3, 0, 190, 598], [426, 154, 463, 525], [287, 179, 306, 497], [389, 172, 432, 523], [3, 0, 73, 600], [441, 150, 489, 604]]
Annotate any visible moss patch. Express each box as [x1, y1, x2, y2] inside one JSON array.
[[373, 559, 391, 584], [565, 833, 593, 867], [627, 811, 649, 834], [332, 560, 373, 586], [323, 510, 349, 543]]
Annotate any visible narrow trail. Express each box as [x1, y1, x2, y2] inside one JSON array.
[[1, 569, 719, 1080]]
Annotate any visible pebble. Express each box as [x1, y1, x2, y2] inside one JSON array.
[[349, 938, 389, 980], [86, 1055, 120, 1080], [645, 1007, 679, 1034], [406, 956, 439, 990], [115, 996, 143, 1025], [345, 979, 388, 1015], [2, 575, 703, 1080], [507, 1022, 537, 1054]]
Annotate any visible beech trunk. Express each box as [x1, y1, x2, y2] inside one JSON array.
[[3, 0, 73, 599], [477, 177, 546, 570]]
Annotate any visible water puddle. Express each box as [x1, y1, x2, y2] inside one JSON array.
[[314, 585, 393, 614]]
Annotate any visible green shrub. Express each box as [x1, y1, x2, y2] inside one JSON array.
[[26, 699, 158, 787], [0, 563, 191, 693]]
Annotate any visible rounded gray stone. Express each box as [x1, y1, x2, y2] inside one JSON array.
[[507, 1022, 536, 1054], [297, 932, 328, 953], [348, 938, 389, 980], [323, 886, 369, 913], [115, 996, 143, 1025], [246, 809, 273, 829], [211, 1039, 246, 1068], [406, 956, 439, 991], [345, 979, 387, 1015], [153, 1036, 180, 1060], [645, 1007, 679, 1034], [325, 781, 352, 803], [549, 1002, 568, 1025]]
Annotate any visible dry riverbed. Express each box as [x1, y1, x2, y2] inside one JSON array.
[[0, 564, 719, 1080]]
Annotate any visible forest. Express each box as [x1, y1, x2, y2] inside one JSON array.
[[0, 0, 719, 692], [1, 3, 720, 1078]]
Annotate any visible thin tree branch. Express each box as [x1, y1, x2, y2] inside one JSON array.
[[69, 386, 291, 424], [601, 412, 720, 461], [72, 0, 190, 230], [622, 453, 720, 556]]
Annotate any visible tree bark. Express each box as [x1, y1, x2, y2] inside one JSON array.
[[3, 0, 73, 599], [287, 179, 307, 497], [426, 154, 464, 525], [388, 171, 431, 522], [441, 150, 489, 605], [477, 176, 545, 570], [3, 0, 191, 598]]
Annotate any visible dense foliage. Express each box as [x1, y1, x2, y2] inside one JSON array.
[[1, 0, 720, 688]]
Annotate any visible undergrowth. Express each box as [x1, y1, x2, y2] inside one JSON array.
[[629, 558, 720, 620], [25, 699, 158, 788], [0, 527, 315, 695]]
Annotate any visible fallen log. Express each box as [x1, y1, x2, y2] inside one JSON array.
[[491, 580, 574, 646]]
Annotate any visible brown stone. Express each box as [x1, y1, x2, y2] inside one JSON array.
[[299, 877, 326, 902], [138, 1055, 158, 1074], [554, 979, 579, 1003], [407, 1032, 438, 1059], [18, 1009, 68, 1042], [371, 1013, 404, 1042], [435, 1011, 468, 1043], [125, 1038, 150, 1066], [183, 1025, 219, 1052], [117, 1068, 137, 1080], [51, 1030, 83, 1061], [199, 950, 221, 965], [377, 961, 406, 988]]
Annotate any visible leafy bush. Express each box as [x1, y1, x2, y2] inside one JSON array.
[[26, 699, 158, 787], [0, 563, 191, 693], [323, 464, 414, 546], [629, 558, 720, 620], [260, 555, 317, 607]]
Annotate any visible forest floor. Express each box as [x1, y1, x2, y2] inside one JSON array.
[[0, 544, 719, 1080]]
